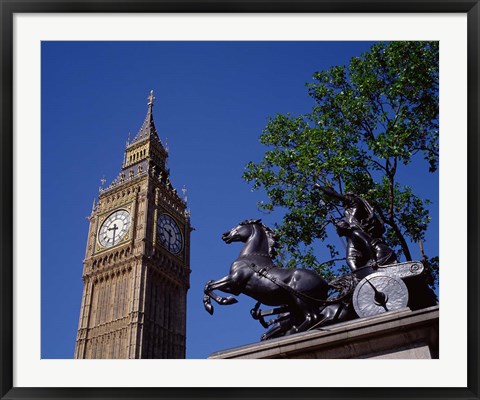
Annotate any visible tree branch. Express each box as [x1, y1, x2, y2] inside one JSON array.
[[374, 206, 412, 261], [365, 156, 387, 172]]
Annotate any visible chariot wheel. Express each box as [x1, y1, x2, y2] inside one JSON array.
[[352, 273, 409, 318]]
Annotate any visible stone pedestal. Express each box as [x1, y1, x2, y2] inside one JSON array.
[[209, 305, 439, 359]]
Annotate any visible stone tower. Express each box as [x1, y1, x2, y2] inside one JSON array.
[[74, 91, 191, 359]]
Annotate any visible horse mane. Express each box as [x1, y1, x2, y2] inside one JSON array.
[[239, 219, 279, 258]]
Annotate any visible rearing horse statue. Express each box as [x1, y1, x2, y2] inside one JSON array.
[[203, 219, 333, 339]]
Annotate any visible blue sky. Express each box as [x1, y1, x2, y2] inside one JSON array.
[[41, 41, 438, 359]]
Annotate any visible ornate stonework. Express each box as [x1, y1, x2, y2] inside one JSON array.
[[74, 92, 191, 359]]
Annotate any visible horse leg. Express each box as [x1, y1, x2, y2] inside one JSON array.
[[305, 306, 333, 331], [261, 314, 294, 341], [285, 303, 319, 335], [265, 312, 291, 328], [203, 275, 240, 315], [251, 303, 290, 329], [204, 280, 234, 305], [251, 302, 289, 320], [206, 276, 240, 304], [292, 312, 313, 334], [307, 303, 354, 331]]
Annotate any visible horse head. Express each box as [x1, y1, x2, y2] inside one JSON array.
[[222, 219, 279, 258], [221, 219, 259, 244]]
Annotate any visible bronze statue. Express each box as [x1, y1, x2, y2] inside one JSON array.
[[203, 210, 434, 341], [315, 185, 397, 271]]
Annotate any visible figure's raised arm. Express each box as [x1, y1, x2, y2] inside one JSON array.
[[314, 183, 346, 202]]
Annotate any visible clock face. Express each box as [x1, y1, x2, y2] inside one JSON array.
[[98, 209, 131, 248], [352, 274, 408, 318], [157, 214, 183, 254]]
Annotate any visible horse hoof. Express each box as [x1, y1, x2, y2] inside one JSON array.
[[204, 303, 214, 315], [260, 333, 268, 341], [222, 297, 238, 305], [286, 327, 299, 336]]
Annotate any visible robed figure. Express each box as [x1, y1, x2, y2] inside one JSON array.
[[316, 185, 397, 271]]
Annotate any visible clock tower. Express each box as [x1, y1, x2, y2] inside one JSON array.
[[74, 91, 191, 359]]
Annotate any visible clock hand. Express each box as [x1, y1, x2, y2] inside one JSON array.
[[364, 278, 389, 312], [108, 223, 118, 245], [164, 228, 174, 249]]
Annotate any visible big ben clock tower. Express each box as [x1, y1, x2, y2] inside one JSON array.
[[74, 91, 191, 359]]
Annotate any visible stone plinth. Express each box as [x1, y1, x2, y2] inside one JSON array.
[[209, 305, 439, 359]]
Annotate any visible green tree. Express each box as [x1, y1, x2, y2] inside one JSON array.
[[244, 41, 439, 282]]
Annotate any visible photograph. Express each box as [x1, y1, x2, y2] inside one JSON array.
[[40, 40, 440, 360], [2, 5, 478, 400]]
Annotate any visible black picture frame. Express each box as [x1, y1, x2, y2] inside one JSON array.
[[1, 1, 478, 399]]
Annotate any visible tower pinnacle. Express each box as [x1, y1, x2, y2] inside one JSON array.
[[147, 90, 155, 106], [131, 90, 159, 142]]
